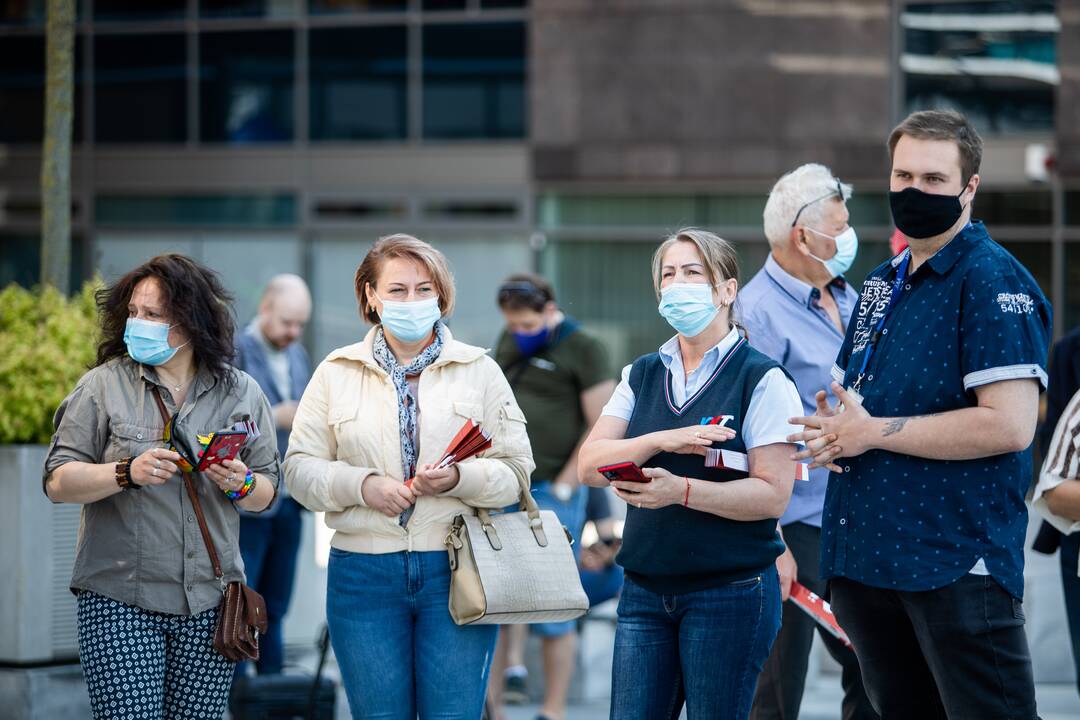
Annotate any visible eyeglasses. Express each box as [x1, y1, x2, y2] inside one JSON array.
[[497, 282, 548, 306], [791, 179, 844, 228]]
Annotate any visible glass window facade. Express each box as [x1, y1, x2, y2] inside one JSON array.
[[94, 33, 187, 143], [422, 22, 526, 139], [309, 26, 408, 141], [902, 1, 1058, 133], [0, 35, 83, 144], [200, 30, 295, 143], [93, 0, 187, 22], [200, 0, 298, 18], [308, 0, 407, 13]]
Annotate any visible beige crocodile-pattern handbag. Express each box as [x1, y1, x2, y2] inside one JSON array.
[[444, 474, 589, 625]]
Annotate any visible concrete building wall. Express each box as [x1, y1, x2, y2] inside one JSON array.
[[531, 0, 893, 186]]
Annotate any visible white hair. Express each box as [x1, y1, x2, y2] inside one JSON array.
[[762, 163, 853, 249]]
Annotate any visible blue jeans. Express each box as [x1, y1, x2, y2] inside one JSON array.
[[237, 496, 303, 675], [1061, 529, 1080, 698], [327, 548, 498, 719], [527, 481, 588, 637], [611, 567, 781, 720]]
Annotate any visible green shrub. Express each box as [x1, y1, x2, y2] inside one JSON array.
[[0, 282, 101, 445]]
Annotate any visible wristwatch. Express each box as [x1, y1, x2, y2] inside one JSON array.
[[115, 456, 138, 489]]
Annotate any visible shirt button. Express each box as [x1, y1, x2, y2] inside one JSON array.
[[187, 551, 195, 559], [882, 328, 888, 335], [136, 432, 143, 440], [867, 374, 874, 382], [844, 466, 851, 473], [187, 516, 194, 524], [186, 584, 193, 592], [840, 518, 847, 525], [904, 284, 912, 291]]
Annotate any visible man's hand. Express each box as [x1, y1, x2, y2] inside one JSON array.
[[273, 401, 299, 431], [787, 383, 878, 471]]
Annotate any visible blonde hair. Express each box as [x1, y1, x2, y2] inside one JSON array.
[[354, 234, 456, 324], [651, 228, 740, 301]]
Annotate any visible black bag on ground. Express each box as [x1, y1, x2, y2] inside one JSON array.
[[229, 626, 336, 720]]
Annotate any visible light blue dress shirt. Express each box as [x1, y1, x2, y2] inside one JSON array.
[[737, 254, 858, 528]]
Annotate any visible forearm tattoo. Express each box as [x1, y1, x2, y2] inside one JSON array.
[[881, 413, 940, 438]]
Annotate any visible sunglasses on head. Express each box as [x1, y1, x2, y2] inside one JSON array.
[[497, 282, 548, 306], [791, 179, 844, 228]]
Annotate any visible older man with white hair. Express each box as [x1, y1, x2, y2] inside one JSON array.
[[739, 164, 876, 720]]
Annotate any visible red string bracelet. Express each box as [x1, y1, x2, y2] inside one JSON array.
[[683, 476, 691, 507]]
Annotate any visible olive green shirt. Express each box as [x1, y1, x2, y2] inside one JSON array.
[[494, 320, 610, 481], [44, 357, 280, 616]]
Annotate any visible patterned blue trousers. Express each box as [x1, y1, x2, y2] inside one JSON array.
[[77, 591, 234, 719]]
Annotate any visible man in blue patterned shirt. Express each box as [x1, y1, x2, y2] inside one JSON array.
[[790, 110, 1051, 719]]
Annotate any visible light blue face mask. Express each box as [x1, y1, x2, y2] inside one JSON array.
[[658, 283, 721, 338], [377, 295, 442, 343], [124, 317, 184, 366], [805, 225, 859, 278]]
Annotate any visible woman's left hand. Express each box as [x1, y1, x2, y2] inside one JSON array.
[[205, 457, 249, 494], [611, 467, 683, 510], [411, 463, 461, 496]]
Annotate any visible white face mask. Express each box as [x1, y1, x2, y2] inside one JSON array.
[[376, 295, 441, 343], [804, 225, 859, 278]]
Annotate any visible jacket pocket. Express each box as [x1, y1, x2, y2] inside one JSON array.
[[109, 422, 160, 460], [453, 401, 484, 423]]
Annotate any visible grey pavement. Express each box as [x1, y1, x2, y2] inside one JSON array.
[[500, 678, 1080, 720]]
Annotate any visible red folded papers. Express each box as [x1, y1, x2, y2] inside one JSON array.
[[405, 419, 493, 488], [704, 448, 810, 482], [788, 580, 852, 648]]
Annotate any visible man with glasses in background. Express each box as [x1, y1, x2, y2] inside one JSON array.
[[486, 274, 615, 720], [740, 164, 876, 720]]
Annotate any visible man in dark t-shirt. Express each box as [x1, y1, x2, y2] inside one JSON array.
[[486, 273, 615, 720]]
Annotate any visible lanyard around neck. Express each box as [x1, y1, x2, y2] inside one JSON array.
[[852, 253, 911, 393]]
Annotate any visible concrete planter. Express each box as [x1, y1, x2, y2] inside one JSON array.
[[0, 445, 81, 665]]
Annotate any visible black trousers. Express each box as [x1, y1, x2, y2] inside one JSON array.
[[1060, 530, 1080, 697], [750, 522, 877, 720], [830, 574, 1038, 720]]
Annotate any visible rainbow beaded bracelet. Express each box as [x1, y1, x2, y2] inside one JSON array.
[[225, 469, 256, 501]]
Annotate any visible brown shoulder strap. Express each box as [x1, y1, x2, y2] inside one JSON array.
[[151, 389, 224, 580]]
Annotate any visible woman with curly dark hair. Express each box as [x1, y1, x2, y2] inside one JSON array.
[[44, 254, 279, 719]]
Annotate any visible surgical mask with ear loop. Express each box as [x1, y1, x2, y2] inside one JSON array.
[[658, 283, 724, 338], [804, 225, 859, 278]]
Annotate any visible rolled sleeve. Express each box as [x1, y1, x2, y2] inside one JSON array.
[[601, 364, 635, 421], [1031, 390, 1080, 534], [43, 371, 110, 494], [959, 271, 1050, 393], [743, 368, 803, 450]]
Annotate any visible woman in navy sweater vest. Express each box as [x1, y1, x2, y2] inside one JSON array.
[[579, 228, 803, 719]]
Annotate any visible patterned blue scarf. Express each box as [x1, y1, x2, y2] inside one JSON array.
[[372, 323, 445, 482]]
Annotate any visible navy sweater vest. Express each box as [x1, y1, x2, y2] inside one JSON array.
[[616, 338, 787, 594]]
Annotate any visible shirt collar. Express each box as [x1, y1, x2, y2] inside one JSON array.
[[658, 324, 741, 370], [925, 221, 981, 275], [764, 253, 849, 308], [893, 221, 982, 278]]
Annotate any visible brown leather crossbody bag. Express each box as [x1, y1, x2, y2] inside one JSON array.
[[152, 390, 268, 662]]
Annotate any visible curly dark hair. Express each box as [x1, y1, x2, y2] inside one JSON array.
[[96, 254, 237, 389]]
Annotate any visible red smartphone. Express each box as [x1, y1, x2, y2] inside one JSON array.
[[597, 461, 650, 483], [196, 431, 247, 472]]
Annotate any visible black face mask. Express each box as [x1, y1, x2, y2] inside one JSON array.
[[888, 186, 967, 240]]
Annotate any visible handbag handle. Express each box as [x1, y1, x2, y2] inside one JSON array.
[[151, 390, 225, 583], [474, 470, 549, 549]]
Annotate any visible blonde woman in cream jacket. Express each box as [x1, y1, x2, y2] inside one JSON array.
[[284, 234, 534, 720]]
